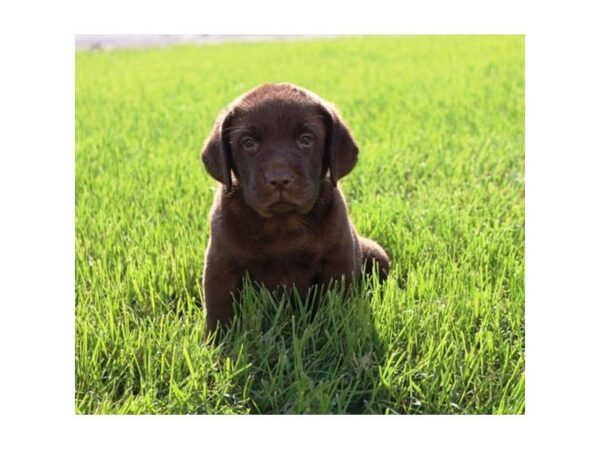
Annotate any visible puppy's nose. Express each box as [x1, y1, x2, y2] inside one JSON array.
[[265, 170, 295, 190]]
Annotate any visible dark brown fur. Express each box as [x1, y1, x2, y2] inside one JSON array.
[[201, 83, 390, 336]]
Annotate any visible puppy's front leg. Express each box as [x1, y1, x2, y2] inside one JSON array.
[[320, 243, 362, 293], [202, 243, 242, 339]]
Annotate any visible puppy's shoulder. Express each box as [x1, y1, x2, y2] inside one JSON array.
[[208, 184, 259, 234]]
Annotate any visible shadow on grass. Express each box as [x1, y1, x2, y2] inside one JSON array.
[[213, 273, 390, 414]]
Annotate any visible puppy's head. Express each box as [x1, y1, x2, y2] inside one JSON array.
[[201, 83, 358, 217]]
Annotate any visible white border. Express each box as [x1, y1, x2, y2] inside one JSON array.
[[2, 0, 599, 449]]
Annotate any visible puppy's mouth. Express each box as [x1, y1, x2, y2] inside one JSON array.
[[266, 201, 298, 214]]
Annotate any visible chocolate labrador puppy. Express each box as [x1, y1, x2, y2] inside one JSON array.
[[201, 83, 390, 336]]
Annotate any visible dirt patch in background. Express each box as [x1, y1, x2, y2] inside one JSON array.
[[76, 34, 341, 50]]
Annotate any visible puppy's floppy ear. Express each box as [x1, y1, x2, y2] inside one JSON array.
[[320, 102, 359, 187], [201, 108, 234, 192]]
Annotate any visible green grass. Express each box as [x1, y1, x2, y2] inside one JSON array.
[[75, 35, 524, 414]]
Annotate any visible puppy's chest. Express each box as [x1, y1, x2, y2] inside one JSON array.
[[239, 253, 323, 294], [233, 216, 320, 254]]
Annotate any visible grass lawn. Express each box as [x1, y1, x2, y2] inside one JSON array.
[[75, 35, 524, 414]]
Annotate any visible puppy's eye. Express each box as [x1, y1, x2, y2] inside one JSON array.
[[298, 133, 314, 146], [241, 137, 257, 149]]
